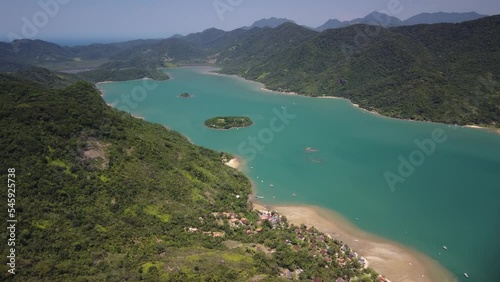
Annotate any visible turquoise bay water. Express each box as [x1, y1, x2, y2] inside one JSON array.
[[99, 67, 500, 281]]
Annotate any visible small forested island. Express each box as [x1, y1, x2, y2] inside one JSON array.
[[205, 116, 253, 129], [178, 92, 192, 98]]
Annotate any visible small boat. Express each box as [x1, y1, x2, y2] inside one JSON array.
[[305, 147, 319, 153], [292, 193, 296, 197], [442, 246, 447, 250], [255, 195, 264, 199], [464, 273, 469, 278], [269, 184, 274, 187]]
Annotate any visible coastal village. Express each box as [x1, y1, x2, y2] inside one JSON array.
[[186, 204, 389, 281]]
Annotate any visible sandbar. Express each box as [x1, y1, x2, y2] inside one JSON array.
[[252, 203, 456, 282]]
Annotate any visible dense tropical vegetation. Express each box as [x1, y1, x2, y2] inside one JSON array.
[[205, 116, 253, 130], [0, 70, 379, 281], [214, 18, 500, 127]]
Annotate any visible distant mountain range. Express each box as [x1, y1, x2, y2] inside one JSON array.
[[246, 12, 488, 32], [1, 14, 498, 127], [402, 12, 488, 25], [315, 11, 402, 31], [242, 17, 297, 29]]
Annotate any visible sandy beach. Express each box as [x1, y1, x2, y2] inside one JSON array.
[[224, 158, 241, 170], [464, 124, 500, 134], [260, 87, 299, 96], [95, 80, 114, 85], [131, 114, 145, 120], [252, 203, 456, 282]]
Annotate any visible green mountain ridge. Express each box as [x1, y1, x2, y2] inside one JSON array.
[[1, 15, 499, 126], [214, 16, 500, 127]]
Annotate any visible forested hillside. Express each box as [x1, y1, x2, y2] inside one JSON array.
[[0, 39, 169, 81], [215, 16, 500, 127], [0, 72, 378, 281]]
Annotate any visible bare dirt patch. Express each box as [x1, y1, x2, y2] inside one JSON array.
[[83, 140, 110, 169]]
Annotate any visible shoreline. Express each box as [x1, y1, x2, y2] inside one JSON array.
[[258, 87, 386, 118], [95, 83, 145, 121], [265, 87, 498, 133], [206, 126, 252, 131], [95, 80, 114, 85], [100, 66, 499, 134], [317, 95, 382, 117], [97, 66, 491, 280], [464, 124, 500, 134], [252, 201, 456, 282], [185, 66, 499, 134], [259, 87, 299, 96], [98, 67, 466, 280], [95, 77, 154, 86]]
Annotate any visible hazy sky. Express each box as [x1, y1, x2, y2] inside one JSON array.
[[1, 0, 499, 44]]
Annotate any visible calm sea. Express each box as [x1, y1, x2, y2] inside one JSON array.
[[99, 67, 500, 281]]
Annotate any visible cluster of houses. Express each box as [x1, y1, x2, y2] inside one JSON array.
[[289, 226, 362, 268], [257, 209, 282, 227], [290, 225, 391, 282], [186, 209, 284, 238], [187, 227, 225, 238], [186, 208, 390, 281], [215, 210, 284, 235]]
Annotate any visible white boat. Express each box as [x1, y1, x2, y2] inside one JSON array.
[[292, 193, 296, 197], [442, 246, 448, 250], [464, 273, 469, 278]]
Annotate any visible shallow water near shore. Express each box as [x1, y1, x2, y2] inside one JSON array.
[[265, 204, 455, 282], [99, 66, 500, 281]]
